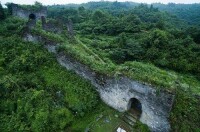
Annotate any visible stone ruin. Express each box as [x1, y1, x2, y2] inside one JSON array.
[[41, 16, 64, 34], [9, 3, 74, 42], [54, 51, 174, 132], [10, 3, 47, 20], [41, 17, 74, 37], [11, 3, 175, 132], [10, 3, 74, 37]]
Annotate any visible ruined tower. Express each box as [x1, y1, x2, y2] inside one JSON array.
[[10, 3, 47, 21]]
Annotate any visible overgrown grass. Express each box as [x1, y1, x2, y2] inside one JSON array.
[[57, 40, 117, 75], [31, 26, 200, 95], [170, 87, 200, 131], [119, 61, 200, 94], [0, 36, 100, 131], [0, 17, 26, 37], [71, 102, 120, 131], [71, 102, 150, 132], [31, 28, 65, 43]]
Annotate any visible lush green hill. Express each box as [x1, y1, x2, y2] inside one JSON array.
[[32, 17, 200, 132], [1, 2, 200, 132], [0, 16, 149, 132], [48, 3, 200, 76], [0, 17, 97, 131], [153, 3, 200, 26], [46, 3, 200, 131]]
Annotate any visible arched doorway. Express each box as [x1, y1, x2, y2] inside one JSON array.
[[128, 98, 142, 119], [29, 13, 36, 20]]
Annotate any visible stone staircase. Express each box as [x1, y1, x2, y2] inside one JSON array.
[[121, 112, 137, 128]]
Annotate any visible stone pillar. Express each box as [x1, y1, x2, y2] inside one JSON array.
[[41, 16, 46, 30], [66, 19, 74, 37]]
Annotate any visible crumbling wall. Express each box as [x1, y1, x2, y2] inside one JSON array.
[[41, 17, 63, 34], [44, 43, 174, 132], [66, 19, 74, 37], [41, 17, 74, 37], [11, 4, 47, 20], [22, 24, 174, 132]]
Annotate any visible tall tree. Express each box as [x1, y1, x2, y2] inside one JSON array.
[[0, 3, 5, 20]]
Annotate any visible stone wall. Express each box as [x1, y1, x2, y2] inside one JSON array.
[[41, 17, 63, 34], [22, 33, 175, 131], [12, 3, 175, 131], [24, 33, 174, 132], [11, 4, 47, 20], [45, 43, 174, 132]]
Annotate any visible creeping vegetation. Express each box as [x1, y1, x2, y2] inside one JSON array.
[[0, 36, 99, 131], [1, 1, 200, 131]]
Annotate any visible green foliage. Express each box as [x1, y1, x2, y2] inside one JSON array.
[[48, 7, 79, 23], [20, 1, 43, 11], [92, 10, 107, 24], [141, 29, 200, 75], [170, 87, 200, 131], [51, 108, 73, 130], [1, 2, 200, 131], [0, 18, 99, 131], [31, 28, 65, 43], [47, 2, 200, 76], [119, 61, 200, 94], [185, 26, 200, 44], [154, 3, 200, 26], [5, 3, 13, 15], [0, 17, 25, 36], [132, 121, 150, 132], [0, 3, 5, 20]]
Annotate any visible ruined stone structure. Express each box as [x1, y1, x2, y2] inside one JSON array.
[[22, 31, 175, 132], [10, 3, 47, 20], [66, 19, 74, 37], [10, 3, 74, 38], [41, 17, 63, 34], [44, 43, 174, 132], [15, 3, 175, 131]]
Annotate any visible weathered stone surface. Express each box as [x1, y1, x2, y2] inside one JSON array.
[[44, 44, 174, 132], [23, 33, 41, 42], [42, 19, 63, 34], [11, 4, 47, 20], [66, 19, 74, 37]]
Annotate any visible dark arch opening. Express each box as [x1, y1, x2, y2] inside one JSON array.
[[128, 98, 142, 119], [29, 13, 36, 20]]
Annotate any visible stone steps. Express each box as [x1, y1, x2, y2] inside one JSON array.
[[121, 112, 137, 127], [126, 111, 139, 119]]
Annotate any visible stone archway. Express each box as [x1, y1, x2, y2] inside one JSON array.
[[29, 13, 36, 20], [128, 98, 142, 119]]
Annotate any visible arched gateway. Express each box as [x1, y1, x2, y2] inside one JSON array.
[[128, 98, 142, 119], [29, 13, 36, 20]]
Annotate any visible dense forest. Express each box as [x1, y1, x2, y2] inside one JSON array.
[[0, 1, 200, 132], [48, 2, 200, 77]]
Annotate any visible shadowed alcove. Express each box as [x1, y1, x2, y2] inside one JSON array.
[[128, 98, 142, 119], [29, 13, 36, 20]]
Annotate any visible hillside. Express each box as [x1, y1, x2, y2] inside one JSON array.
[[0, 2, 200, 132], [153, 3, 200, 26]]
